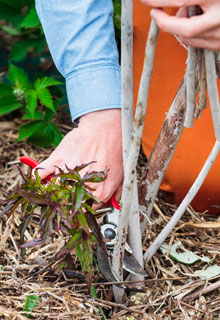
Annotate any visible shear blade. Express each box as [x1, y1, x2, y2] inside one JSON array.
[[96, 244, 126, 288], [123, 251, 147, 276]]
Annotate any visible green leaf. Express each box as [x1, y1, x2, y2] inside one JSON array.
[[90, 286, 107, 320], [23, 295, 40, 318], [10, 39, 35, 62], [20, 8, 40, 29], [0, 95, 21, 116], [34, 77, 62, 90], [25, 89, 38, 116], [1, 25, 20, 35], [33, 38, 46, 53], [8, 64, 28, 88], [27, 122, 55, 147], [49, 123, 63, 147], [0, 3, 20, 24], [67, 231, 82, 249], [22, 111, 43, 120], [160, 242, 211, 265], [37, 87, 55, 111], [195, 265, 220, 279], [0, 83, 13, 97], [72, 185, 85, 215], [18, 120, 46, 140]]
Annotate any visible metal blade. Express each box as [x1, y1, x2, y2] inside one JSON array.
[[96, 244, 125, 288], [123, 251, 147, 276]]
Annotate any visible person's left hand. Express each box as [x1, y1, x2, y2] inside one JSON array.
[[141, 0, 220, 50]]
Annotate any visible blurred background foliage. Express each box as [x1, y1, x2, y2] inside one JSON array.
[[0, 0, 121, 148]]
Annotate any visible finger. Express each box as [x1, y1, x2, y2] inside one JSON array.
[[150, 8, 218, 38], [180, 35, 220, 50], [34, 160, 56, 180], [142, 0, 201, 7], [114, 182, 123, 203]]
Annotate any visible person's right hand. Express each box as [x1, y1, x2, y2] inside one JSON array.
[[36, 109, 123, 207], [142, 0, 220, 50]]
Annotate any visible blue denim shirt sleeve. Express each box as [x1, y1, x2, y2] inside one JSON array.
[[35, 0, 121, 122]]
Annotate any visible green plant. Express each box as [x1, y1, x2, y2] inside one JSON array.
[[0, 0, 46, 62], [0, 64, 64, 147], [0, 163, 107, 290]]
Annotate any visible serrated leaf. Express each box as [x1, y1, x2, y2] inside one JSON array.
[[8, 64, 28, 88], [20, 7, 40, 29], [0, 94, 22, 116], [18, 120, 45, 140], [34, 77, 62, 90], [27, 123, 55, 147], [25, 89, 37, 116], [10, 39, 35, 62], [49, 123, 63, 147], [37, 87, 55, 111], [22, 111, 43, 120], [0, 83, 13, 97]]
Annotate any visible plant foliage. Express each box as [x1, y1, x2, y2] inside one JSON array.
[[0, 64, 64, 147], [0, 163, 108, 290]]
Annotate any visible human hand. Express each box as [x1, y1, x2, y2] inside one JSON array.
[[36, 109, 123, 207], [141, 0, 220, 50]]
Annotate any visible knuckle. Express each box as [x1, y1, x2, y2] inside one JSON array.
[[174, 0, 187, 6], [182, 27, 197, 38]]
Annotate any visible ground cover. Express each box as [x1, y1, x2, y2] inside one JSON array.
[[0, 117, 220, 319]]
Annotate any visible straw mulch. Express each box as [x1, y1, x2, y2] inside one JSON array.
[[1, 118, 220, 320]]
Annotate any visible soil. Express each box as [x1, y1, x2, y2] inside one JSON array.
[[1, 116, 220, 320]]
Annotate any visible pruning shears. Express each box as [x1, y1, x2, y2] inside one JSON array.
[[20, 156, 146, 284]]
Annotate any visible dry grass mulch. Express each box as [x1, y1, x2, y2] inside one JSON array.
[[1, 119, 220, 320]]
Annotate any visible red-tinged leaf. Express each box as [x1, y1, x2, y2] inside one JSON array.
[[66, 230, 82, 249], [85, 211, 107, 252], [72, 184, 84, 215], [19, 237, 49, 248], [83, 203, 97, 215], [77, 211, 91, 237], [0, 199, 19, 218], [18, 189, 54, 206], [83, 170, 107, 183], [19, 214, 33, 244], [70, 162, 96, 173], [55, 170, 81, 182]]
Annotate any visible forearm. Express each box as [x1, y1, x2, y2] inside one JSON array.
[[35, 0, 121, 121]]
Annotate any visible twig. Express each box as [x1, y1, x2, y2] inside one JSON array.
[[204, 49, 220, 141], [112, 19, 159, 296], [184, 279, 220, 302], [144, 140, 220, 262], [194, 50, 207, 118], [139, 75, 186, 230], [120, 0, 144, 285], [184, 6, 197, 128]]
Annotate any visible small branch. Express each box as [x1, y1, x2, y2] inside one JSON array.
[[120, 0, 144, 282], [215, 50, 220, 79], [139, 75, 186, 231], [184, 279, 220, 302], [184, 6, 197, 128], [204, 49, 220, 141], [112, 19, 159, 290], [194, 50, 207, 119], [144, 140, 220, 262]]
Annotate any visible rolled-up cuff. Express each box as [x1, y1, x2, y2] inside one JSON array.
[[66, 64, 121, 122]]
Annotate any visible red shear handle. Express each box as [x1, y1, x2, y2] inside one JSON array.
[[20, 156, 52, 182], [20, 156, 120, 209]]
